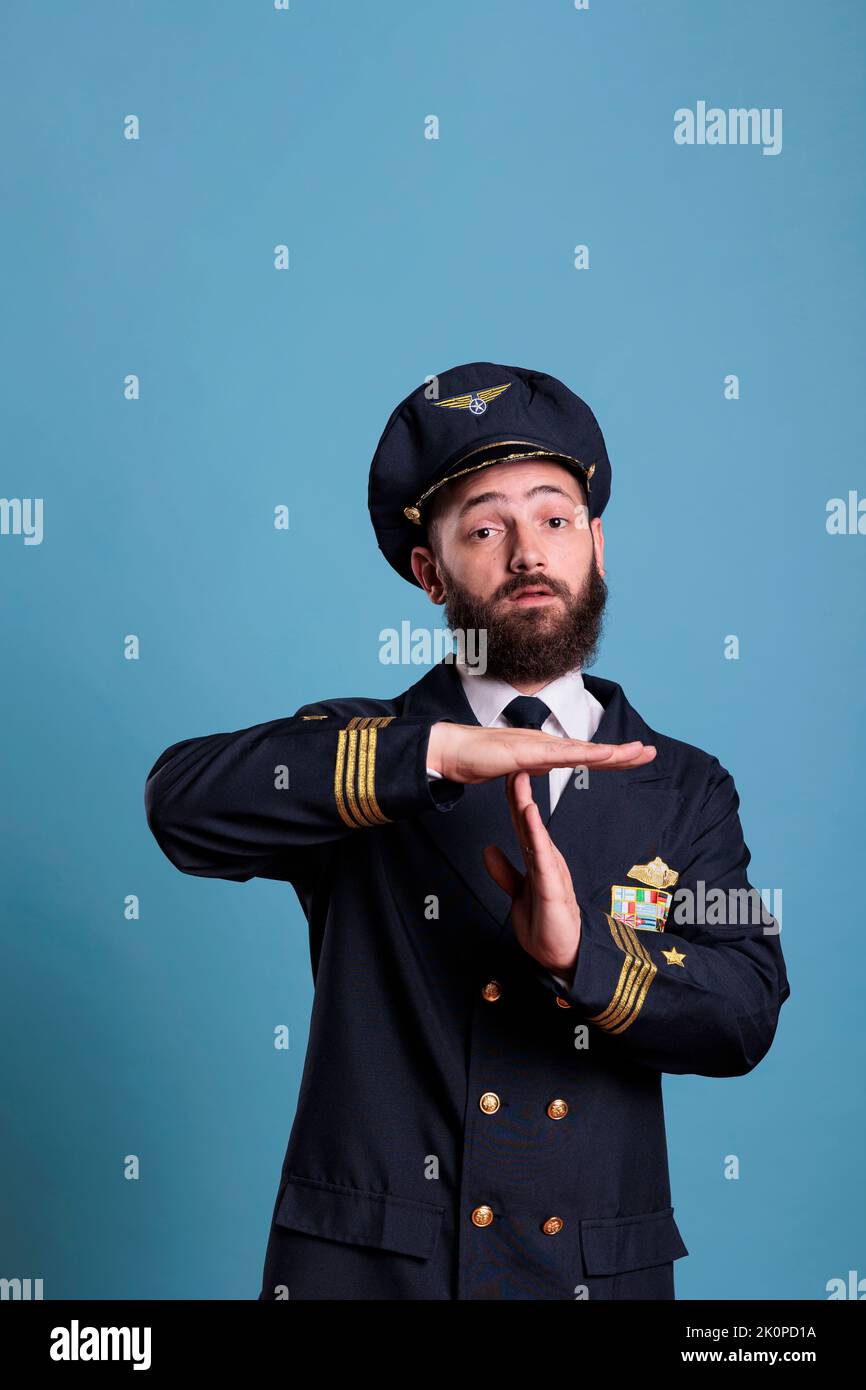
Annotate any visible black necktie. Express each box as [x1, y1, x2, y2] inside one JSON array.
[[501, 695, 552, 824]]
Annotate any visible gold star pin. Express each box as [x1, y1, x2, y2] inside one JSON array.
[[661, 946, 686, 967]]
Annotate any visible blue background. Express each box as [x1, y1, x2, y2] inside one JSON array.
[[2, 0, 863, 1299]]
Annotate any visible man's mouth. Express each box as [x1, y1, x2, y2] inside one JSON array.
[[506, 585, 558, 606]]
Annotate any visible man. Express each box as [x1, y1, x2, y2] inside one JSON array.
[[144, 361, 790, 1301]]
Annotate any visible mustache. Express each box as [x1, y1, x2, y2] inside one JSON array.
[[495, 576, 568, 601]]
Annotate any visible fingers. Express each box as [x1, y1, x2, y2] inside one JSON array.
[[512, 735, 657, 772], [504, 770, 534, 875], [594, 743, 657, 768], [505, 771, 558, 880], [483, 843, 524, 898], [575, 742, 657, 770]]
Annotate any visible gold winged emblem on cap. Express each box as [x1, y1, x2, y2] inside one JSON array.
[[627, 856, 679, 890], [433, 382, 512, 410]]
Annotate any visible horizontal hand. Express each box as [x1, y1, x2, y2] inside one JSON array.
[[427, 721, 656, 785]]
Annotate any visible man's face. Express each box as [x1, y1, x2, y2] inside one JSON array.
[[410, 459, 608, 685]]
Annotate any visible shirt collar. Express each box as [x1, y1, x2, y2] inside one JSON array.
[[455, 663, 600, 740]]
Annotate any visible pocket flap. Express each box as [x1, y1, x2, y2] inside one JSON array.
[[275, 1175, 445, 1260], [580, 1206, 688, 1276]]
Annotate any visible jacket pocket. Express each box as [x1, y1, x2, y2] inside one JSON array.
[[579, 1206, 688, 1276], [274, 1175, 446, 1261]]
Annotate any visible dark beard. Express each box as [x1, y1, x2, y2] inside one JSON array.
[[436, 553, 608, 684]]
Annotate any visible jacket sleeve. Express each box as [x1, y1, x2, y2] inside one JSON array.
[[144, 710, 464, 883], [526, 759, 791, 1077]]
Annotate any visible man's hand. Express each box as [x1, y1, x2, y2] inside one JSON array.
[[483, 770, 584, 981], [426, 721, 656, 783]]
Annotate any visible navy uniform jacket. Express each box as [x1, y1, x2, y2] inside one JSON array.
[[144, 658, 791, 1301]]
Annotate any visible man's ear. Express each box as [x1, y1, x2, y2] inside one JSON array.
[[591, 518, 605, 577], [410, 545, 446, 603]]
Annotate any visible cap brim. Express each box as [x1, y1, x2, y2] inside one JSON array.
[[403, 438, 594, 525]]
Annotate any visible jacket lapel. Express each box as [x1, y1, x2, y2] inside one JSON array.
[[400, 658, 683, 931]]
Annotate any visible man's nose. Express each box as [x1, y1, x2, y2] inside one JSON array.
[[507, 519, 550, 572]]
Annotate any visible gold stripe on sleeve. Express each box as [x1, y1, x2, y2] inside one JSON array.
[[334, 716, 395, 828], [362, 724, 390, 825], [343, 727, 368, 826], [357, 726, 388, 825], [588, 913, 658, 1034], [335, 728, 369, 828]]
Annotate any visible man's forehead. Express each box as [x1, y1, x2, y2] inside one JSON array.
[[443, 459, 585, 513]]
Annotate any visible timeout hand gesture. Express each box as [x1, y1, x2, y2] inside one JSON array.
[[426, 722, 656, 981]]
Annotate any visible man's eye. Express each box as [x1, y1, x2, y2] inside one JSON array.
[[546, 516, 570, 529], [469, 527, 496, 540]]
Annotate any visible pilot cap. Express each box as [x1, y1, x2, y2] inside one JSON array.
[[368, 360, 611, 586]]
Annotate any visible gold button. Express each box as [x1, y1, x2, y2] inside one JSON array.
[[555, 996, 571, 1009], [542, 1216, 564, 1236], [479, 1091, 501, 1114], [471, 1205, 494, 1228], [482, 980, 502, 1001], [547, 1098, 568, 1120]]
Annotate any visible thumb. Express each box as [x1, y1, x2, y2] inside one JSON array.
[[483, 844, 524, 899]]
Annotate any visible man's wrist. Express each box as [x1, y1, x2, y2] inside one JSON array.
[[550, 950, 578, 988], [426, 722, 445, 777]]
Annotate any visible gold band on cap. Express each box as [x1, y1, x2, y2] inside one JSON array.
[[402, 441, 595, 524]]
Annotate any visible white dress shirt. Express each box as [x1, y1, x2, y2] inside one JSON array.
[[426, 664, 605, 986]]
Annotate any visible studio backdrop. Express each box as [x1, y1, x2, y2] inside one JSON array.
[[2, 0, 863, 1299]]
